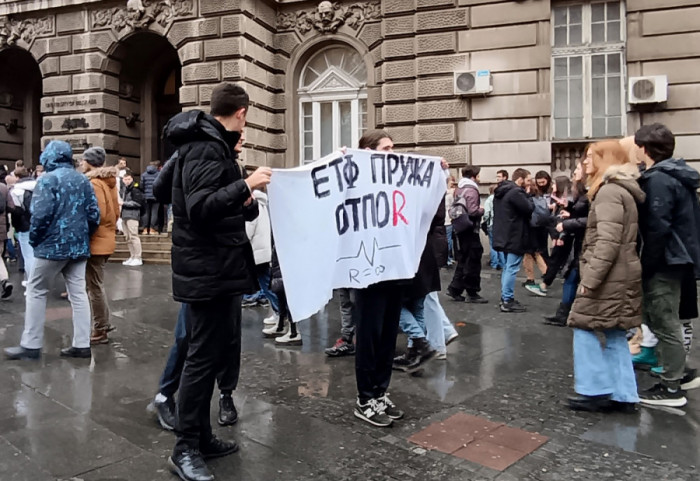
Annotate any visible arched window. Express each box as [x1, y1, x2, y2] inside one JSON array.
[[299, 46, 367, 164]]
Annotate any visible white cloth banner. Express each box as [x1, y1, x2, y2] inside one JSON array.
[[268, 149, 446, 321]]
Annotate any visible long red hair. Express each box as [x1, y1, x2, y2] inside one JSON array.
[[586, 140, 631, 200]]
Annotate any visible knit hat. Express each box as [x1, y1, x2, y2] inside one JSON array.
[[83, 147, 106, 167]]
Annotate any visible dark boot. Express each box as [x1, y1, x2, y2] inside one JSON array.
[[413, 337, 437, 363], [393, 346, 421, 371], [543, 303, 571, 326], [568, 393, 611, 412]]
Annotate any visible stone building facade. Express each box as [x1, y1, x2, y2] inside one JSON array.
[[0, 0, 699, 181]]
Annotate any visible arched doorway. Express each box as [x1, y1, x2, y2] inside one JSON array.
[[112, 32, 181, 173], [297, 45, 368, 164], [0, 47, 41, 169]]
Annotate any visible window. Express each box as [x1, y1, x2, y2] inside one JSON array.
[[299, 46, 367, 164], [552, 2, 625, 140]]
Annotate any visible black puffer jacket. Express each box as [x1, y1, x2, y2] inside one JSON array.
[[162, 110, 259, 302], [638, 158, 700, 279], [492, 181, 534, 256], [120, 181, 145, 221], [140, 164, 160, 201], [561, 193, 589, 275]]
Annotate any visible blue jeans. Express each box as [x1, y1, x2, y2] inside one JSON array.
[[488, 229, 505, 269], [500, 253, 523, 302], [423, 292, 447, 352], [399, 296, 427, 340], [446, 224, 454, 264], [243, 268, 279, 313], [573, 328, 639, 403], [562, 267, 580, 306], [4, 238, 16, 259], [159, 304, 189, 399], [16, 232, 34, 279]]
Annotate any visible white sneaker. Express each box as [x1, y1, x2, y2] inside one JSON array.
[[263, 322, 287, 339], [263, 314, 279, 326], [122, 258, 134, 266], [446, 332, 459, 345], [21, 280, 27, 288], [130, 258, 143, 266], [275, 330, 302, 346], [435, 351, 447, 360]]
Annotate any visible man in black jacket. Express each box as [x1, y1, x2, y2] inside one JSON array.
[[120, 171, 144, 266], [492, 168, 534, 313], [164, 83, 272, 481], [636, 123, 700, 408]]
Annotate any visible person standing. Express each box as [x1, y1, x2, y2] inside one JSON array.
[[120, 170, 144, 266], [567, 141, 644, 412], [8, 166, 37, 287], [635, 123, 700, 407], [444, 176, 456, 267], [324, 289, 357, 357], [0, 171, 12, 299], [493, 169, 534, 313], [4, 140, 99, 360], [141, 161, 161, 235], [80, 147, 119, 346], [483, 184, 505, 270], [163, 83, 271, 481], [446, 166, 487, 304]]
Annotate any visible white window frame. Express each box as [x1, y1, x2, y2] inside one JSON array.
[[551, 1, 627, 141], [297, 47, 368, 165]]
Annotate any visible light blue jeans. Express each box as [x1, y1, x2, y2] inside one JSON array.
[[423, 292, 447, 353], [573, 328, 639, 403], [500, 253, 523, 302], [16, 232, 34, 280], [399, 296, 427, 340], [488, 229, 505, 269], [446, 224, 454, 264]]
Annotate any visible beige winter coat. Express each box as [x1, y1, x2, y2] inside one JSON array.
[[568, 163, 646, 331]]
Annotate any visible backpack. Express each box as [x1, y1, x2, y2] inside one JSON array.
[[530, 196, 550, 227], [448, 197, 474, 234]]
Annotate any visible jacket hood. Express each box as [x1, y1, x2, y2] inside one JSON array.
[[603, 163, 646, 204], [86, 166, 118, 189], [494, 180, 520, 199], [643, 157, 700, 190], [146, 164, 158, 174], [458, 178, 478, 189], [40, 140, 74, 172], [163, 110, 238, 152]]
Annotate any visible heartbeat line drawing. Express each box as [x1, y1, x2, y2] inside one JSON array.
[[336, 238, 401, 266]]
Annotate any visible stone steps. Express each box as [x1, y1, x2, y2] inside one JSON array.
[[110, 233, 171, 265]]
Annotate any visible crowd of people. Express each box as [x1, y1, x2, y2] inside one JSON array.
[[0, 81, 698, 481]]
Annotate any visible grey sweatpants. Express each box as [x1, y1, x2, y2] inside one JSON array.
[[21, 258, 91, 350], [338, 288, 355, 341]]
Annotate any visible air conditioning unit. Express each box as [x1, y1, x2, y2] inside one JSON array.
[[454, 70, 493, 96], [629, 76, 668, 104]]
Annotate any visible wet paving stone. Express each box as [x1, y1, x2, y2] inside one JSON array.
[[0, 264, 698, 480]]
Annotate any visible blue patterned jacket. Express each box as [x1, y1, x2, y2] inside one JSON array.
[[30, 141, 100, 260]]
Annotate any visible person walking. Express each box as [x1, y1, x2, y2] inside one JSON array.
[[4, 140, 99, 360], [446, 166, 487, 304], [324, 288, 357, 357], [0, 171, 13, 299], [493, 169, 534, 313], [567, 141, 645, 412], [635, 123, 700, 407], [444, 176, 456, 267], [120, 170, 144, 266], [162, 83, 271, 481], [81, 148, 119, 345], [140, 161, 161, 235]]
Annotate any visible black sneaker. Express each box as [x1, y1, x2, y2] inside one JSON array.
[[445, 289, 465, 302], [325, 338, 355, 357], [500, 299, 526, 313], [152, 396, 176, 431], [218, 394, 238, 426], [1, 279, 13, 299], [4, 346, 41, 360], [353, 398, 393, 427], [241, 298, 258, 308], [639, 383, 687, 408], [377, 393, 404, 420], [200, 436, 239, 459], [466, 294, 488, 304], [60, 347, 92, 358], [168, 450, 213, 481]]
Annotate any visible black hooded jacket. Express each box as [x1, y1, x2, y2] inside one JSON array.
[[492, 181, 534, 256], [638, 157, 700, 278], [161, 110, 259, 302]]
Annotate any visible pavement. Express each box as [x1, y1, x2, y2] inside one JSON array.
[[0, 261, 699, 481]]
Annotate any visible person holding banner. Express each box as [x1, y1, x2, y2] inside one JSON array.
[[162, 83, 272, 481]]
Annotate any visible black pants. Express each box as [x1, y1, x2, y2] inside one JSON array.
[[448, 230, 483, 296], [543, 236, 573, 286], [174, 295, 242, 453], [353, 282, 403, 403], [141, 200, 160, 230]]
